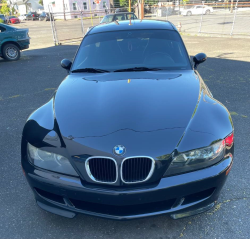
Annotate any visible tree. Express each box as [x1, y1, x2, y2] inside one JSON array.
[[11, 6, 15, 15], [144, 0, 158, 5], [119, 0, 137, 7], [0, 0, 10, 15], [39, 0, 43, 6]]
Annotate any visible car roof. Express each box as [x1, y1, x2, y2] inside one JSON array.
[[0, 23, 16, 30], [89, 20, 175, 35], [106, 12, 135, 16]]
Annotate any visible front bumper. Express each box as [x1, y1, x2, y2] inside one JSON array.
[[22, 156, 233, 220]]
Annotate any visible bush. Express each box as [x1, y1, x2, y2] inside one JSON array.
[[0, 19, 4, 23]]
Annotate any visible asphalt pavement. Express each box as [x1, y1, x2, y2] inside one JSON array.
[[0, 28, 250, 238]]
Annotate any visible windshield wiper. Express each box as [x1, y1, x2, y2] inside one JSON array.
[[114, 67, 161, 72], [71, 68, 109, 73]]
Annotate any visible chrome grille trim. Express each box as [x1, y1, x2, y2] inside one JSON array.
[[120, 156, 155, 184], [85, 156, 118, 184]]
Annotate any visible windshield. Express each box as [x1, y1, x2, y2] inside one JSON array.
[[100, 15, 113, 23], [72, 29, 191, 72]]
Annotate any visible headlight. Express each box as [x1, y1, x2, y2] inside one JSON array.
[[27, 143, 78, 176], [164, 140, 225, 177]]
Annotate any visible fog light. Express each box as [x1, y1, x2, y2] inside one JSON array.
[[170, 202, 215, 219]]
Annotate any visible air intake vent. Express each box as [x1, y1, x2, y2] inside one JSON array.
[[85, 157, 118, 184], [121, 157, 155, 183]]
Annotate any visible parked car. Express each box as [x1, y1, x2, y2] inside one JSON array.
[[26, 11, 39, 21], [181, 5, 213, 16], [0, 14, 7, 24], [39, 12, 53, 21], [22, 20, 234, 220], [115, 8, 128, 13], [19, 14, 27, 21], [0, 23, 30, 61], [87, 12, 137, 32], [8, 16, 21, 24]]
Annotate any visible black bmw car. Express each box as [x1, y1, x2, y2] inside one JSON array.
[[22, 20, 234, 220]]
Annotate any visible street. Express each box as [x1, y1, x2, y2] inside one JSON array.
[[0, 21, 250, 238]]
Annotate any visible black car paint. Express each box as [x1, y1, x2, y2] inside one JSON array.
[[39, 12, 53, 21], [21, 20, 234, 219], [26, 12, 39, 21]]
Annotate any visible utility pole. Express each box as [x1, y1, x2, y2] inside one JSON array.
[[62, 0, 66, 20], [140, 0, 144, 19], [129, 0, 131, 12], [230, 0, 234, 13]]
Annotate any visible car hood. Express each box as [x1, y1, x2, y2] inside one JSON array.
[[53, 71, 200, 157]]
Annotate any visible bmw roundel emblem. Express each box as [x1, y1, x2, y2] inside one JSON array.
[[113, 145, 126, 156]]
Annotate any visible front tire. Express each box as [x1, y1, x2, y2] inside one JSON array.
[[205, 10, 210, 15], [2, 44, 20, 61], [187, 11, 192, 16]]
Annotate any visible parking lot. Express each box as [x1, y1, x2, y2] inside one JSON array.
[[0, 20, 250, 238]]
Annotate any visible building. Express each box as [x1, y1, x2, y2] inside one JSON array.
[[7, 0, 44, 14], [43, 0, 110, 19]]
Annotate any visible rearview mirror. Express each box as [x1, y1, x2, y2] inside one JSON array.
[[61, 59, 72, 71], [193, 53, 207, 69]]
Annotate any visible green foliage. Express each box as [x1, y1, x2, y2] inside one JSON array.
[[11, 6, 15, 15], [0, 0, 10, 15], [113, 0, 120, 7], [0, 18, 4, 23], [182, 0, 189, 4], [145, 0, 158, 5], [118, 0, 158, 8], [39, 0, 43, 6], [119, 0, 137, 7]]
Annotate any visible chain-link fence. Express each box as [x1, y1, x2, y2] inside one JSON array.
[[49, 7, 137, 44], [49, 10, 105, 45], [145, 2, 250, 37], [49, 2, 250, 45]]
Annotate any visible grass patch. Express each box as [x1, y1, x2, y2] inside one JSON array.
[[230, 111, 238, 116]]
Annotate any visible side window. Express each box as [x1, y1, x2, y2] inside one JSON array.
[[73, 3, 77, 11], [83, 2, 87, 10], [126, 13, 137, 20], [0, 26, 6, 33], [101, 15, 113, 23], [114, 14, 126, 21]]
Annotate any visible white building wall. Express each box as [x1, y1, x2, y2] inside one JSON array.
[[43, 0, 110, 19], [18, 5, 27, 14]]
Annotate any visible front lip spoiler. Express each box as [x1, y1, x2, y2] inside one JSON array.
[[36, 196, 215, 220], [37, 201, 76, 218]]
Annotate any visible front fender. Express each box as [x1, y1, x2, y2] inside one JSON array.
[[177, 82, 233, 153], [22, 97, 65, 151]]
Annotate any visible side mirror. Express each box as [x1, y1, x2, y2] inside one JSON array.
[[61, 59, 72, 71], [193, 53, 207, 69]]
